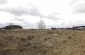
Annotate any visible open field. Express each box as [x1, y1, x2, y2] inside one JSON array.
[[0, 29, 85, 55]]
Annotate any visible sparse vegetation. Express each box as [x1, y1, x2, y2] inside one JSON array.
[[0, 29, 85, 55]]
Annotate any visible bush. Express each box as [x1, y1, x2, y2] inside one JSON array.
[[27, 35, 34, 40], [47, 31, 55, 34], [68, 36, 72, 39]]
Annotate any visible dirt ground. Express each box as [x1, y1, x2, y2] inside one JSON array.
[[0, 29, 85, 55]]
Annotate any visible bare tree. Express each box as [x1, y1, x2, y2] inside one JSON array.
[[38, 19, 46, 29]]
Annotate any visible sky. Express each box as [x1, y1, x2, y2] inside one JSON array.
[[0, 0, 85, 29]]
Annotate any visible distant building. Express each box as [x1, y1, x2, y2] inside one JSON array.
[[2, 25, 22, 30], [65, 28, 72, 30], [5, 25, 22, 30], [0, 28, 4, 31], [72, 26, 85, 30], [51, 28, 56, 30], [51, 26, 85, 30]]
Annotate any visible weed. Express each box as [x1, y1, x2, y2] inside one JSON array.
[[68, 36, 72, 39], [27, 35, 34, 40]]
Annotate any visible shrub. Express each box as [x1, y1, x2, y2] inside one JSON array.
[[27, 35, 34, 40], [68, 36, 72, 39], [47, 31, 55, 34]]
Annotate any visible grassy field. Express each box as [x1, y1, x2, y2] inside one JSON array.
[[0, 29, 85, 55]]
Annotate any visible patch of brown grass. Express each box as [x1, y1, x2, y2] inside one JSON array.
[[0, 29, 85, 55]]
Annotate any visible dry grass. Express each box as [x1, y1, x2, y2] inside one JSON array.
[[0, 29, 85, 55]]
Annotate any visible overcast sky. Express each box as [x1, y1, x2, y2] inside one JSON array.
[[0, 0, 85, 29]]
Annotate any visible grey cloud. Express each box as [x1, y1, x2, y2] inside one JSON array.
[[70, 0, 85, 13], [42, 15, 62, 21], [69, 0, 79, 6], [14, 16, 25, 22], [0, 23, 5, 27], [75, 4, 85, 13], [0, 5, 40, 16], [28, 6, 41, 16], [0, 23, 10, 28], [47, 15, 63, 20], [18, 21, 35, 29], [74, 4, 85, 13], [0, 5, 62, 21], [41, 13, 63, 21], [0, 0, 7, 4], [15, 18, 24, 21]]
